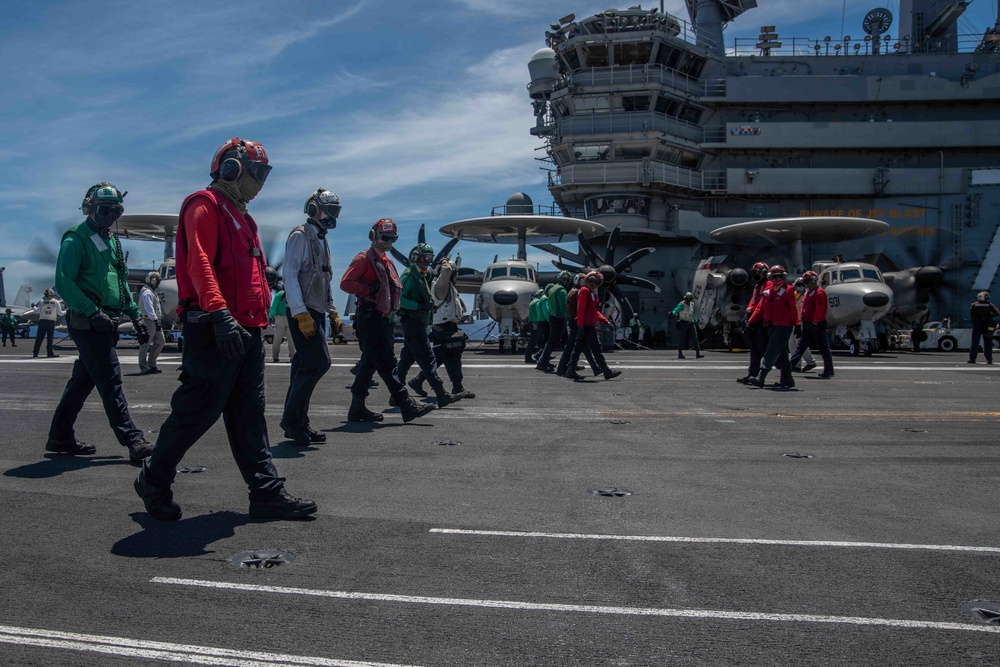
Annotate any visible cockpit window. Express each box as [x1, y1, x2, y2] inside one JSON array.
[[863, 269, 881, 281], [509, 267, 529, 280], [840, 269, 862, 282], [487, 267, 507, 281]]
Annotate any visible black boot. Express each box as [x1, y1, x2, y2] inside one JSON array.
[[348, 395, 384, 422], [452, 385, 476, 399], [249, 489, 317, 520], [396, 392, 435, 423], [749, 370, 769, 388], [407, 377, 427, 397], [134, 461, 181, 521], [603, 368, 622, 380], [433, 384, 460, 407], [778, 373, 795, 388]]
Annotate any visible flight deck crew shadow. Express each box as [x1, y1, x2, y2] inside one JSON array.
[[113, 511, 248, 558], [3, 455, 131, 479], [269, 440, 319, 458]]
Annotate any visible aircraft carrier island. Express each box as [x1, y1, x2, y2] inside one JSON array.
[[524, 0, 1000, 341]]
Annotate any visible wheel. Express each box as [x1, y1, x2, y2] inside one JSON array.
[[938, 336, 957, 352], [849, 338, 860, 356]]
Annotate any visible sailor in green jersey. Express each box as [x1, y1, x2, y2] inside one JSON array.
[[46, 182, 153, 462], [535, 271, 572, 371]]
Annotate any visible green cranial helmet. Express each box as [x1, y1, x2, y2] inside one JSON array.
[[409, 243, 434, 269], [558, 270, 573, 286], [82, 182, 125, 229]]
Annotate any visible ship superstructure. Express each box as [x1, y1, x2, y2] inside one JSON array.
[[526, 0, 1000, 331]]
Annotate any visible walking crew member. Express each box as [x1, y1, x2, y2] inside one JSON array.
[[32, 288, 65, 358], [556, 273, 600, 377], [279, 188, 340, 445], [789, 278, 816, 372], [409, 257, 475, 399], [138, 271, 165, 375], [790, 270, 834, 378], [47, 182, 152, 461], [394, 243, 457, 407], [969, 291, 1000, 365], [524, 289, 546, 364], [341, 219, 435, 423], [1, 308, 18, 346], [737, 262, 771, 384], [565, 271, 621, 381], [672, 292, 704, 359], [135, 137, 316, 521], [747, 265, 798, 388], [268, 282, 295, 362], [536, 270, 572, 372]]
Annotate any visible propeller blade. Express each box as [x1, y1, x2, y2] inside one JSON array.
[[27, 237, 59, 266], [614, 247, 656, 274], [418, 224, 426, 245], [609, 284, 635, 322], [552, 261, 585, 273], [434, 238, 460, 266], [257, 225, 286, 274], [531, 243, 588, 266], [577, 230, 605, 268], [605, 225, 621, 267], [389, 247, 410, 266], [616, 275, 662, 292]]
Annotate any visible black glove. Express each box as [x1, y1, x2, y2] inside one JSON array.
[[370, 281, 381, 296], [743, 322, 756, 339], [133, 319, 150, 345], [209, 309, 249, 359], [88, 310, 115, 334], [794, 324, 802, 337], [154, 320, 162, 332]]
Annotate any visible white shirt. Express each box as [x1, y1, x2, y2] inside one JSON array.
[[139, 285, 162, 321], [34, 298, 65, 321]]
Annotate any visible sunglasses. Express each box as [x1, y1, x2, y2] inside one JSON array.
[[377, 233, 398, 244]]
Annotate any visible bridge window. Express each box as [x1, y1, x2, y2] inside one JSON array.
[[621, 95, 650, 112], [574, 144, 611, 162], [575, 97, 610, 113], [586, 195, 650, 216], [583, 43, 609, 67], [614, 41, 652, 66]]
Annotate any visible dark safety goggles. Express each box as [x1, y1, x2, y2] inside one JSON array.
[[245, 159, 272, 184], [415, 252, 434, 266], [770, 272, 786, 279], [95, 203, 124, 221], [377, 233, 398, 244]]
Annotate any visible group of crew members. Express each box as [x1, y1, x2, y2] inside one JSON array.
[[736, 262, 835, 388], [39, 136, 476, 524]]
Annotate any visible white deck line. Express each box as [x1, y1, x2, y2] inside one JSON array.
[[0, 624, 422, 667], [151, 577, 999, 635], [428, 528, 1000, 554]]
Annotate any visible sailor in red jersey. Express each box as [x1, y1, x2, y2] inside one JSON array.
[[737, 261, 772, 384], [747, 265, 799, 388], [790, 270, 835, 378], [564, 271, 621, 381], [135, 138, 316, 522]]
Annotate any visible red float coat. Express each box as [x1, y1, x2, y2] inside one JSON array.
[[175, 188, 271, 328], [748, 281, 800, 327], [576, 285, 610, 328], [800, 286, 829, 323]]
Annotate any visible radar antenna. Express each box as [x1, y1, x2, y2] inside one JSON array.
[[862, 7, 893, 54]]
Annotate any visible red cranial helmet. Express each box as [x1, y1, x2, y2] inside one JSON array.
[[802, 270, 818, 283], [585, 271, 604, 287], [210, 137, 271, 183], [751, 262, 770, 281], [768, 265, 787, 279]]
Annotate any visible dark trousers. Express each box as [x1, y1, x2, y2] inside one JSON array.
[[557, 320, 598, 375], [677, 320, 700, 356], [1, 326, 15, 345], [525, 322, 548, 361], [537, 316, 566, 367], [760, 325, 793, 376], [745, 321, 768, 376], [145, 326, 282, 497], [970, 322, 994, 363], [351, 307, 405, 399], [396, 314, 445, 392], [414, 323, 465, 391], [48, 326, 143, 447], [791, 321, 834, 374], [34, 320, 55, 356], [568, 324, 609, 373], [282, 308, 330, 432]]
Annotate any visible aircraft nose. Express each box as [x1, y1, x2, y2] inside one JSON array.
[[492, 290, 519, 306], [863, 292, 890, 307]]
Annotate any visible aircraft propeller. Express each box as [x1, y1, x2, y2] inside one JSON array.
[[389, 224, 459, 271]]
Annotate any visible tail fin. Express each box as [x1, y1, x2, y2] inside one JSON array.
[[12, 284, 33, 309]]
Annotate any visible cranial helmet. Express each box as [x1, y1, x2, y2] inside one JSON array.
[[81, 182, 125, 229], [572, 273, 585, 287], [210, 137, 271, 184], [558, 270, 573, 286], [534, 289, 545, 298], [264, 266, 279, 290], [585, 271, 604, 287], [768, 265, 787, 279], [304, 188, 341, 228], [751, 262, 770, 281], [370, 218, 398, 245], [978, 291, 991, 302], [683, 291, 694, 300], [145, 271, 161, 287], [409, 243, 434, 270], [44, 288, 56, 298], [802, 270, 818, 283]]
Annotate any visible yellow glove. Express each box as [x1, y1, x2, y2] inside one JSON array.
[[329, 312, 344, 336], [294, 312, 316, 338]]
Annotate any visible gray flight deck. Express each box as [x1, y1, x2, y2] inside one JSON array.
[[1, 340, 999, 665]]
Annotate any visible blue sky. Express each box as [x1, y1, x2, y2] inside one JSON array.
[[1, 0, 996, 311]]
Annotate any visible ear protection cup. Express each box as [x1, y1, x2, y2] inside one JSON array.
[[218, 154, 244, 182], [305, 188, 324, 218], [81, 185, 98, 215], [368, 225, 376, 241]]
